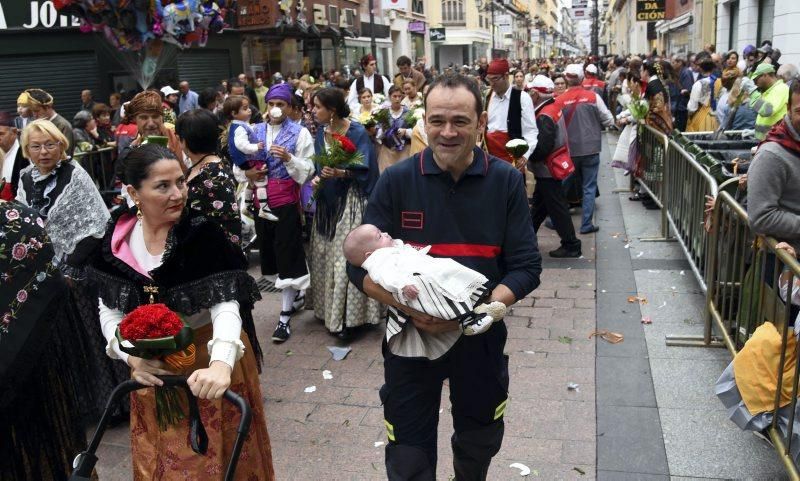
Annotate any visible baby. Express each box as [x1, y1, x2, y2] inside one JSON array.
[[344, 224, 507, 338], [224, 95, 278, 221]]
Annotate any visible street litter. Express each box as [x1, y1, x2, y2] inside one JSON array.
[[523, 350, 536, 354], [647, 270, 660, 273], [627, 295, 648, 304], [327, 346, 352, 361], [657, 301, 667, 309], [636, 252, 644, 258], [589, 330, 625, 343], [374, 441, 384, 447], [574, 467, 586, 475], [641, 317, 652, 325], [509, 463, 531, 476], [601, 289, 607, 293], [322, 370, 333, 380], [623, 243, 631, 249], [558, 336, 573, 344], [304, 386, 316, 393], [680, 271, 685, 276], [567, 382, 580, 392]]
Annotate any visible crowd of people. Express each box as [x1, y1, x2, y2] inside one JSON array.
[[2, 37, 800, 480]]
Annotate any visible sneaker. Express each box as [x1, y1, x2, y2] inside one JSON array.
[[549, 246, 582, 258], [258, 205, 279, 222], [460, 313, 494, 336], [580, 225, 600, 234], [271, 322, 291, 342]]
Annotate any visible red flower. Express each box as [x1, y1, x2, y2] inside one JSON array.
[[332, 133, 357, 154], [11, 243, 27, 261], [119, 303, 184, 340]]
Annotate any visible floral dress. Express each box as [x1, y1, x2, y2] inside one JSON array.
[[187, 160, 242, 247]]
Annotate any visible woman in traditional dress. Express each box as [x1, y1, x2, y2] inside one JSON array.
[[175, 109, 242, 247], [15, 119, 125, 424], [86, 144, 273, 479], [641, 59, 674, 134], [376, 86, 412, 173], [309, 88, 381, 339], [0, 172, 88, 481], [687, 56, 721, 132]]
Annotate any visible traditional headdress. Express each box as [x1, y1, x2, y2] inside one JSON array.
[[21, 89, 54, 107], [487, 58, 510, 75], [125, 91, 163, 121], [265, 83, 293, 104]]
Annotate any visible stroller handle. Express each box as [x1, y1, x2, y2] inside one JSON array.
[[71, 375, 252, 481]]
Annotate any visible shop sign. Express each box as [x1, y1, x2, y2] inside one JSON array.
[[636, 0, 665, 21], [430, 27, 445, 42], [237, 0, 275, 29], [572, 8, 587, 18], [0, 1, 80, 30], [408, 21, 425, 34]]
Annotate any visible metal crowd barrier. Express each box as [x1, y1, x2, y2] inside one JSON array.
[[635, 124, 669, 240], [638, 128, 800, 478], [73, 147, 119, 204]]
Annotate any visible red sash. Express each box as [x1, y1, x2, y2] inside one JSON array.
[[266, 178, 300, 209], [485, 130, 514, 163]]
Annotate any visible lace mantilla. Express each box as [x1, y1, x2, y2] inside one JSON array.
[[19, 163, 109, 261]]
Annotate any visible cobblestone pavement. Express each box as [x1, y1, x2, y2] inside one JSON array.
[[92, 215, 597, 480]]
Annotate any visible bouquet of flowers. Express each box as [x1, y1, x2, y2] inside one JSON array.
[[505, 139, 530, 159], [374, 107, 413, 152], [372, 93, 386, 107], [116, 303, 196, 430], [309, 133, 365, 205], [358, 110, 377, 129], [403, 107, 425, 128], [628, 92, 650, 121]]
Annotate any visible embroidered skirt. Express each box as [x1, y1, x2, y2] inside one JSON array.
[[129, 322, 274, 480], [309, 188, 382, 333]]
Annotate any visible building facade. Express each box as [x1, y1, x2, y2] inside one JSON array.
[[716, 0, 800, 67]]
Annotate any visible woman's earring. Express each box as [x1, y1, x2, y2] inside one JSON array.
[[135, 201, 143, 221]]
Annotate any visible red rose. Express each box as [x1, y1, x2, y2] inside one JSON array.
[[332, 133, 357, 154], [119, 303, 184, 340]]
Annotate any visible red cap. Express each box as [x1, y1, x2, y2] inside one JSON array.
[[487, 58, 510, 75]]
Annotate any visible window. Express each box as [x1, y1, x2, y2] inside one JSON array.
[[344, 8, 356, 27], [442, 0, 465, 25], [728, 1, 739, 51], [757, 0, 774, 46], [412, 0, 424, 15], [328, 5, 339, 27]]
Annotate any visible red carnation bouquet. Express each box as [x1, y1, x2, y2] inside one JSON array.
[[116, 303, 196, 430], [308, 133, 365, 204]]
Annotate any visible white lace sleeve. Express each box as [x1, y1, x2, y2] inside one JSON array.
[[46, 163, 110, 260]]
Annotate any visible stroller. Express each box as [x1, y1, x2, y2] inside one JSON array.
[[70, 375, 252, 481]]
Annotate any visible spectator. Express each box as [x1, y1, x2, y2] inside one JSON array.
[[0, 112, 27, 200], [79, 89, 96, 112], [198, 87, 219, 112], [778, 64, 799, 85], [178, 80, 199, 114], [672, 55, 694, 131], [556, 64, 614, 234], [71, 110, 100, 154], [747, 80, 800, 250], [160, 85, 180, 123], [743, 63, 790, 140], [91, 103, 115, 145], [109, 92, 123, 126], [716, 72, 758, 131], [582, 64, 606, 97], [254, 77, 268, 112], [228, 79, 263, 124], [393, 55, 426, 91], [20, 89, 74, 156]]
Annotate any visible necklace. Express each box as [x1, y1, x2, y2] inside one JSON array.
[[188, 154, 216, 174]]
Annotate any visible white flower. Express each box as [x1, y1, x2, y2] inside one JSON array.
[[412, 108, 425, 120], [505, 139, 529, 149]]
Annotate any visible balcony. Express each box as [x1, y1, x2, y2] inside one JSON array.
[[442, 18, 467, 26]]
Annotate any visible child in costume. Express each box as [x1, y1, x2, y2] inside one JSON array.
[[224, 95, 278, 221], [344, 224, 507, 358]]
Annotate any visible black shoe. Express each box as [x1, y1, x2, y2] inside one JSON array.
[[642, 199, 660, 210], [336, 327, 352, 341], [580, 225, 600, 234], [549, 246, 582, 258], [271, 320, 291, 343]]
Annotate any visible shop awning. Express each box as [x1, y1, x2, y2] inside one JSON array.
[[344, 36, 394, 48], [655, 13, 692, 34]]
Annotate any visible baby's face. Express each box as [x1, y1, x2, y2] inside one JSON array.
[[364, 225, 394, 252]]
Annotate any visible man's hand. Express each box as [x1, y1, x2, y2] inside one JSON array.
[[245, 165, 267, 183], [513, 157, 527, 171], [738, 174, 748, 190], [401, 285, 419, 301], [777, 242, 797, 259], [270, 144, 291, 162]]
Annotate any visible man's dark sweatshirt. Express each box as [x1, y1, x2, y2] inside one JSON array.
[[347, 146, 541, 304]]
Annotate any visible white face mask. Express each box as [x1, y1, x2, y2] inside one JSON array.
[[269, 106, 283, 120]]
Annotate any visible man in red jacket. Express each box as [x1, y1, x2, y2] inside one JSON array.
[[527, 76, 582, 257]]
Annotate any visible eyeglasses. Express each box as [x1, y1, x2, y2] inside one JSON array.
[[29, 142, 60, 152]]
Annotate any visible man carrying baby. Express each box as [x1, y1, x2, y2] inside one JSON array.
[[346, 73, 542, 481]]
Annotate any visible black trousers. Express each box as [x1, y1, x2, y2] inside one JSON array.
[[381, 322, 509, 481], [674, 110, 688, 132], [254, 203, 308, 279], [530, 177, 582, 251]]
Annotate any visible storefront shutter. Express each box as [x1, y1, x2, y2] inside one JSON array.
[[177, 50, 232, 91], [0, 52, 99, 121]]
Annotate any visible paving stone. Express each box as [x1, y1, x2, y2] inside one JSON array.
[[596, 405, 668, 474], [596, 355, 657, 408]]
